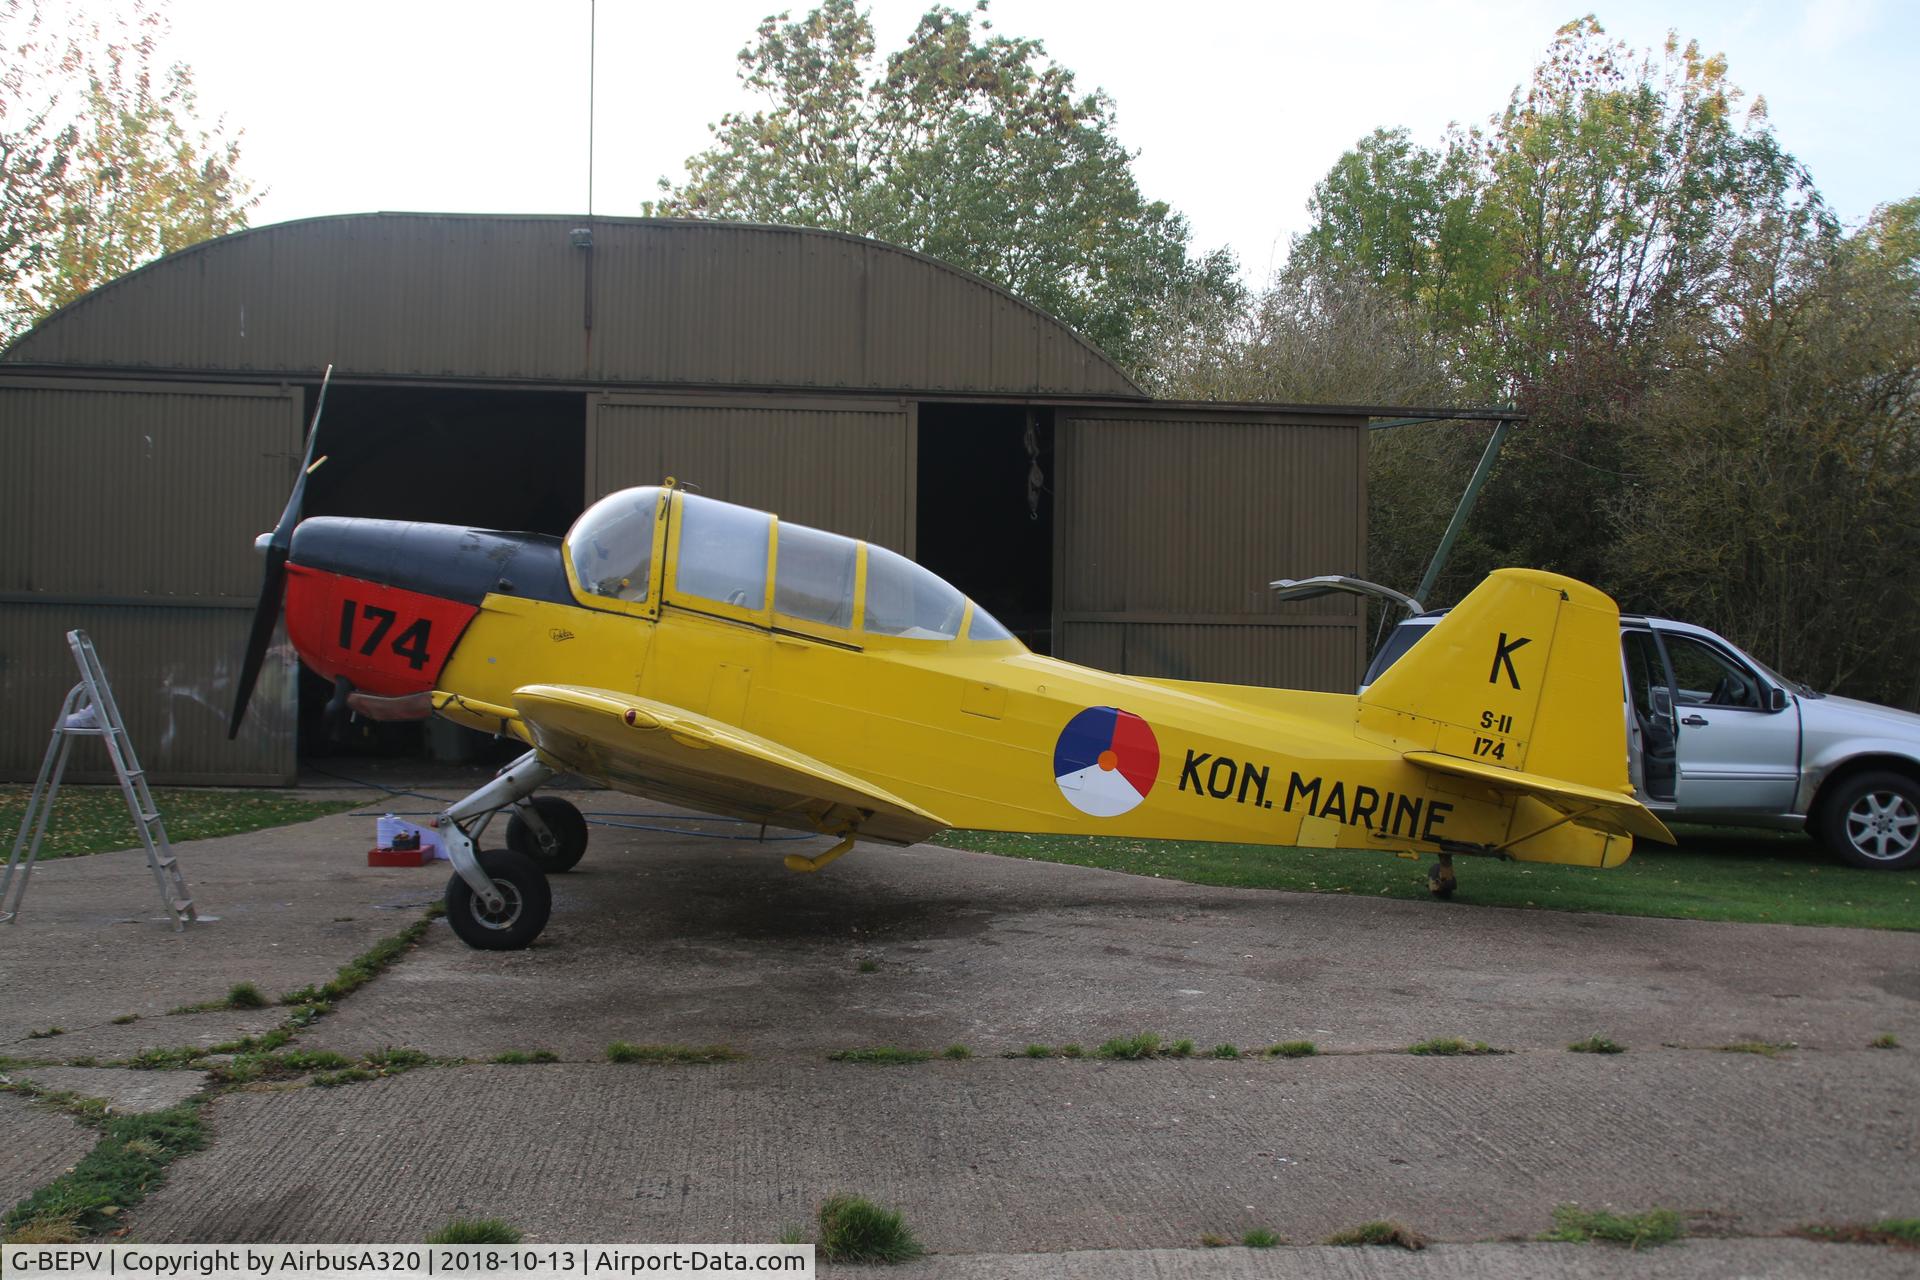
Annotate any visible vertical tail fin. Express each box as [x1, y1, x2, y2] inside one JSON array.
[[1358, 568, 1632, 799]]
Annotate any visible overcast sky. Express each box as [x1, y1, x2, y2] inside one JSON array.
[[164, 0, 1917, 284]]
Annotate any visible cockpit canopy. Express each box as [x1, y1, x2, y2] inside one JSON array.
[[564, 486, 1016, 644]]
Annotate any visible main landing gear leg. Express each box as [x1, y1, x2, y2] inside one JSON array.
[[438, 750, 556, 950], [1427, 854, 1457, 899]]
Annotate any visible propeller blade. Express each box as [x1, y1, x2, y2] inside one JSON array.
[[228, 365, 333, 739]]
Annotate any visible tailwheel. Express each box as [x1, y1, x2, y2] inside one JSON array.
[[1427, 856, 1457, 899], [506, 796, 590, 872], [446, 849, 552, 950]]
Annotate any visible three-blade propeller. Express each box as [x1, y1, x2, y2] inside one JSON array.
[[228, 365, 333, 739]]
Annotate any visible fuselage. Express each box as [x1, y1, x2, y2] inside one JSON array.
[[276, 491, 1549, 862]]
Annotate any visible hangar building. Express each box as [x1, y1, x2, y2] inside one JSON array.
[[1, 213, 1378, 785]]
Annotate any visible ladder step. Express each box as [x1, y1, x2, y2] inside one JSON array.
[[169, 898, 193, 912], [139, 811, 160, 823], [154, 856, 177, 869]]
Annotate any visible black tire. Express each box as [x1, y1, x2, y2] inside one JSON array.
[[1815, 771, 1920, 870], [445, 849, 552, 950], [506, 797, 589, 873], [1427, 862, 1457, 899]]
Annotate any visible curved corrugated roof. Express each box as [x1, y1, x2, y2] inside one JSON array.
[[2, 213, 1146, 398]]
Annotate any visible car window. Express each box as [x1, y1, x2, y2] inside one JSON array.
[[1363, 621, 1434, 685], [1660, 632, 1765, 709], [1622, 630, 1664, 719]]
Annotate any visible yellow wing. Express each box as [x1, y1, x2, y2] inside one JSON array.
[[500, 684, 947, 846], [1405, 750, 1674, 845]]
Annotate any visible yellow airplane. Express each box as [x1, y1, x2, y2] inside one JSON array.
[[231, 423, 1670, 949]]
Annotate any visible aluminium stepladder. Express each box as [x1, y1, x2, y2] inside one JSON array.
[[1, 629, 197, 929]]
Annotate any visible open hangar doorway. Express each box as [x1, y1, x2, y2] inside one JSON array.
[[915, 403, 1056, 653], [292, 384, 585, 769]]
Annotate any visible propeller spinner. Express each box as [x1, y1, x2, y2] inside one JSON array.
[[228, 365, 333, 738]]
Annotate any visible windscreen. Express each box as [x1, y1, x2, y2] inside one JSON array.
[[566, 487, 661, 603]]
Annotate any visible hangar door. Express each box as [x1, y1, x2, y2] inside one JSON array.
[[0, 379, 304, 783], [587, 394, 916, 552], [1054, 407, 1368, 691]]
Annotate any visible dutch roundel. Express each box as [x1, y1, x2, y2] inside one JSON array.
[[1053, 707, 1161, 817]]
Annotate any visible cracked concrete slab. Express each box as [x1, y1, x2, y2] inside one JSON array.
[[129, 1052, 1917, 1247], [15, 1066, 206, 1113], [864, 1241, 1918, 1279], [299, 829, 1920, 1062], [0, 1091, 93, 1214]]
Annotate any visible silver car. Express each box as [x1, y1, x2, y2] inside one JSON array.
[[1363, 610, 1920, 869]]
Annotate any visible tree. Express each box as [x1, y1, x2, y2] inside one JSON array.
[[1, 0, 256, 342], [648, 0, 1239, 386]]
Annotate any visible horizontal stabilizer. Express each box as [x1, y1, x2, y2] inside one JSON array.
[[1407, 750, 1674, 845]]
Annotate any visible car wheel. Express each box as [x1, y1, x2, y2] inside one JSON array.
[[1816, 771, 1920, 870], [445, 849, 552, 949], [506, 796, 589, 872]]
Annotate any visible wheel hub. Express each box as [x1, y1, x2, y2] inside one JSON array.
[[1846, 792, 1919, 861], [469, 877, 524, 929]]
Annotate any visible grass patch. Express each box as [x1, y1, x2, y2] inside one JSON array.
[[1407, 1037, 1502, 1056], [1541, 1204, 1684, 1248], [425, 1219, 523, 1244], [827, 1047, 932, 1066], [1568, 1035, 1626, 1054], [941, 1044, 971, 1060], [1095, 1032, 1162, 1060], [490, 1050, 561, 1065], [816, 1193, 923, 1264], [1021, 1044, 1053, 1059], [857, 958, 879, 973], [1058, 1043, 1084, 1059], [25, 1027, 64, 1039], [280, 913, 435, 1007], [0, 786, 357, 861], [1324, 1220, 1426, 1249], [1871, 1033, 1900, 1049], [1794, 1219, 1920, 1248], [224, 982, 268, 1009], [607, 1042, 743, 1065], [2, 1103, 206, 1239], [1243, 1228, 1281, 1247], [1210, 1044, 1241, 1059], [1717, 1041, 1794, 1057], [110, 1014, 138, 1025], [1265, 1040, 1318, 1058], [935, 824, 1920, 931], [1198, 1233, 1226, 1247]]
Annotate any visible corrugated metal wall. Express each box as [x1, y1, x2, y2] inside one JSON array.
[[5, 216, 1145, 400], [1054, 409, 1367, 690], [0, 381, 301, 783], [589, 394, 915, 552]]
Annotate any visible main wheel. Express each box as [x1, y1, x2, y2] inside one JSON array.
[[1816, 772, 1920, 869], [445, 849, 552, 950], [506, 797, 589, 873], [1427, 861, 1457, 898]]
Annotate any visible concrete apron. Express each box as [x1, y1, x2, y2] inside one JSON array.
[[3, 794, 1916, 1271]]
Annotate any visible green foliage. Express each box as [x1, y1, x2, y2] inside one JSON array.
[[1324, 1220, 1426, 1249], [1407, 1038, 1501, 1056], [1265, 1041, 1318, 1058], [1870, 1034, 1900, 1050], [1717, 1041, 1793, 1058], [815, 1193, 924, 1264], [225, 982, 267, 1009], [3, 1104, 206, 1238], [490, 1050, 561, 1065], [1021, 1044, 1052, 1059], [648, 0, 1239, 386], [1795, 1219, 1920, 1247], [425, 1219, 523, 1244], [2, 0, 257, 338], [608, 1042, 745, 1064], [1242, 1228, 1281, 1247], [1568, 1035, 1626, 1054], [1209, 1044, 1240, 1059], [1542, 1204, 1683, 1247], [1094, 1033, 1161, 1060], [940, 1044, 971, 1060], [826, 1046, 931, 1065], [25, 1026, 63, 1039]]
